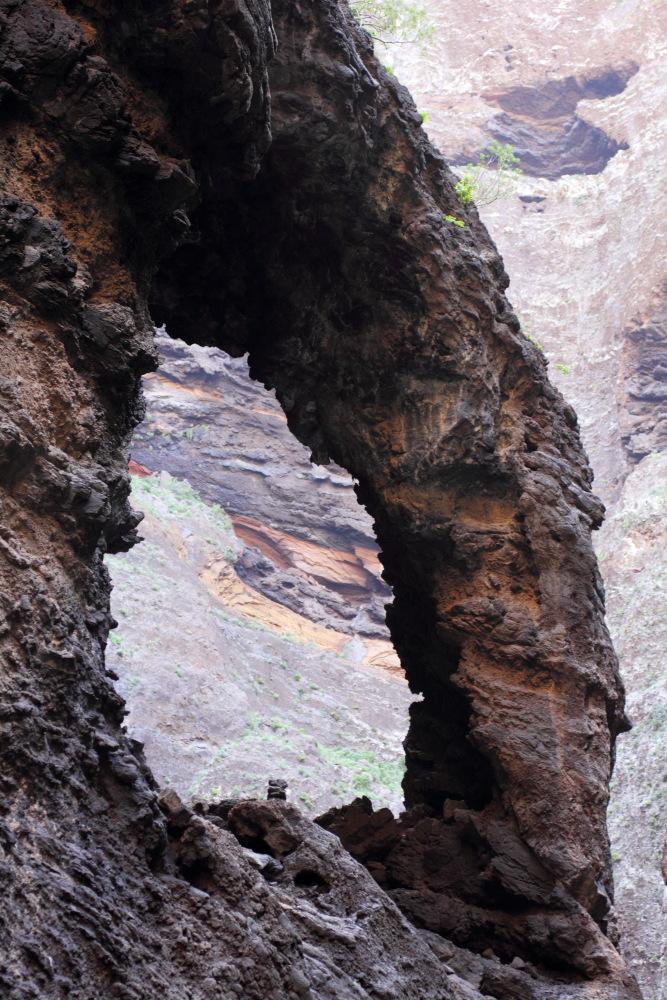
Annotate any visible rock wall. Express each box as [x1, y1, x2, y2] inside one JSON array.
[[0, 1, 641, 998], [389, 1, 667, 995], [105, 469, 411, 817], [392, 0, 667, 503]]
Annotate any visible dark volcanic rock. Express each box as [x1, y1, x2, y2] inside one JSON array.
[[0, 1, 640, 998], [486, 111, 628, 180], [485, 65, 638, 119]]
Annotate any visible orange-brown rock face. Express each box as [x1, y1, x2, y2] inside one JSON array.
[[0, 1, 640, 998]]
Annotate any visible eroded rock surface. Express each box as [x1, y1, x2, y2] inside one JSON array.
[[391, 2, 667, 992], [448, 65, 637, 179], [0, 0, 640, 997], [105, 471, 411, 816]]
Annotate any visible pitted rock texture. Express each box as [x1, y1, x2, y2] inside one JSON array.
[[0, 1, 639, 999], [152, 0, 635, 990], [391, 0, 667, 504], [391, 2, 667, 990]]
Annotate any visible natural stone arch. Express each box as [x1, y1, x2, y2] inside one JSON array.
[[151, 0, 630, 976], [0, 0, 638, 996]]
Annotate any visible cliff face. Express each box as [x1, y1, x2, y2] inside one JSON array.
[[0, 2, 640, 999], [105, 468, 411, 817], [391, 3, 667, 994], [392, 0, 667, 503]]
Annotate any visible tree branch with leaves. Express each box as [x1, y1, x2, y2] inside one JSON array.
[[349, 0, 433, 48]]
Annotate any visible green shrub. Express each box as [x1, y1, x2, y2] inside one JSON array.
[[455, 141, 522, 207]]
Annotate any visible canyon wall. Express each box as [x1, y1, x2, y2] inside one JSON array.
[[390, 2, 667, 996], [133, 333, 396, 659], [0, 1, 644, 998]]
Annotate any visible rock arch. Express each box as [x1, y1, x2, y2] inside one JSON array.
[[0, 0, 638, 996]]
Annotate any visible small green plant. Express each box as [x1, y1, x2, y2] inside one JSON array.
[[224, 546, 235, 564], [554, 363, 571, 374], [184, 427, 194, 440], [443, 214, 465, 228], [419, 110, 429, 124], [455, 141, 522, 207], [354, 772, 372, 793], [525, 332, 544, 351], [245, 712, 263, 732], [299, 792, 315, 809]]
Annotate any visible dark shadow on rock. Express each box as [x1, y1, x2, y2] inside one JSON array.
[[452, 63, 638, 178]]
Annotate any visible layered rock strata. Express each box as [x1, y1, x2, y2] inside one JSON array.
[[131, 333, 395, 650], [0, 1, 639, 999], [390, 2, 667, 992]]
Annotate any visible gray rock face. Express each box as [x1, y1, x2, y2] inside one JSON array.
[[138, 335, 376, 550], [480, 66, 636, 179]]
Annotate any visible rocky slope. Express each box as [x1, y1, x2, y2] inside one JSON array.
[[106, 469, 410, 816], [597, 453, 667, 995], [0, 1, 641, 999]]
